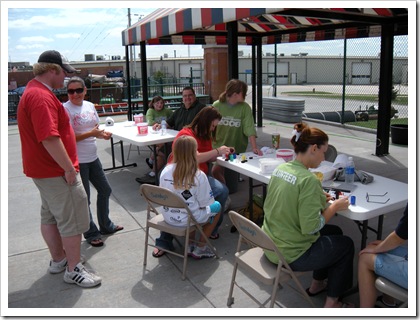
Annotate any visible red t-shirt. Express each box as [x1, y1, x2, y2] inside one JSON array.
[[170, 127, 212, 175], [17, 79, 79, 178]]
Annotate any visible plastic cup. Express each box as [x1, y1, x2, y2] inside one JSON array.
[[137, 123, 148, 135], [276, 149, 294, 162], [134, 114, 143, 124], [272, 133, 280, 149]]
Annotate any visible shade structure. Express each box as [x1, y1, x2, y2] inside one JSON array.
[[121, 6, 409, 156], [122, 8, 408, 46]]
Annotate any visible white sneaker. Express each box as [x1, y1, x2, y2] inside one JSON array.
[[190, 245, 215, 259], [64, 263, 102, 288], [48, 255, 86, 274]]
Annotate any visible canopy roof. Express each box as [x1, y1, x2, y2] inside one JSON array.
[[122, 8, 408, 46]]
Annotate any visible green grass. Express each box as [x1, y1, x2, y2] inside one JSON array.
[[346, 118, 408, 129], [282, 91, 408, 105]]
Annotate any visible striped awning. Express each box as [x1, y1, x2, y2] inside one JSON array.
[[121, 8, 408, 46]]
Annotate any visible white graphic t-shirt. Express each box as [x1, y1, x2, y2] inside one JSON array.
[[159, 163, 215, 226], [63, 100, 99, 163]]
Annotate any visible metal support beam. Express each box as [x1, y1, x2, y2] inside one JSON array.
[[256, 37, 263, 128], [125, 45, 132, 121], [227, 21, 238, 79], [375, 23, 394, 156], [251, 43, 256, 122], [140, 41, 149, 115]]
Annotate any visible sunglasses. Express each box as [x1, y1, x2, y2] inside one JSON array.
[[67, 88, 84, 95], [366, 192, 390, 204]]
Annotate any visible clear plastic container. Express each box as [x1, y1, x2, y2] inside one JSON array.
[[345, 156, 355, 184]]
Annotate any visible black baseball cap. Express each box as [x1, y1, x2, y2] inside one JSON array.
[[38, 50, 76, 73]]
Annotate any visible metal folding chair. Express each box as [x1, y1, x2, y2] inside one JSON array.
[[140, 184, 219, 280], [227, 210, 315, 308]]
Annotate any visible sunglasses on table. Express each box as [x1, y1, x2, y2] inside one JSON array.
[[67, 88, 84, 95], [366, 192, 390, 204]]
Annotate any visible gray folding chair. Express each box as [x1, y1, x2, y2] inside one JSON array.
[[375, 277, 408, 308], [325, 144, 337, 162], [140, 184, 219, 280], [227, 210, 315, 308]]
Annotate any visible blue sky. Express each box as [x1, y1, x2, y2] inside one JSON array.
[[4, 3, 410, 65]]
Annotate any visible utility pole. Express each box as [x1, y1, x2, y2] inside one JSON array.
[[127, 8, 134, 79]]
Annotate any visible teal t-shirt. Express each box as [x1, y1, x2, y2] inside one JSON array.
[[145, 108, 173, 126], [212, 100, 256, 153], [261, 160, 326, 264]]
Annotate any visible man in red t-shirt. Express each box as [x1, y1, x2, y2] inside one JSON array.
[[17, 50, 101, 288]]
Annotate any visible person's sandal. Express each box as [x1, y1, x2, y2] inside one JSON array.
[[152, 248, 166, 258], [90, 239, 104, 247]]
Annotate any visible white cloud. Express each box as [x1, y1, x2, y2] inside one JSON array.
[[56, 33, 80, 39], [16, 44, 44, 50], [19, 36, 53, 43]]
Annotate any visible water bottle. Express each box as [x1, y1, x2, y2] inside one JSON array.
[[345, 156, 355, 184], [161, 119, 167, 136]]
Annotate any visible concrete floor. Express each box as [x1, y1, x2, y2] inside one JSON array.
[[5, 115, 412, 317]]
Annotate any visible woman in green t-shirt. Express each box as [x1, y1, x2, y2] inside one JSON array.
[[212, 79, 262, 185], [262, 122, 355, 308]]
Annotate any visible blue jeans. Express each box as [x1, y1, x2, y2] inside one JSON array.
[[375, 246, 408, 289], [207, 176, 229, 237], [79, 158, 115, 242], [289, 225, 354, 298], [155, 175, 228, 249]]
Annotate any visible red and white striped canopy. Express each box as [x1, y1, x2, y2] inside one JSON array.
[[121, 8, 407, 46]]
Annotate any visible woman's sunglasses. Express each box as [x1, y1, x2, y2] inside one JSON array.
[[67, 88, 84, 95]]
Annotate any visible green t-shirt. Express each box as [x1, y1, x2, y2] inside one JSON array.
[[145, 108, 173, 126], [212, 100, 256, 153], [261, 160, 326, 264]]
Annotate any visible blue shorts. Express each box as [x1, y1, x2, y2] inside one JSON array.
[[375, 246, 408, 289]]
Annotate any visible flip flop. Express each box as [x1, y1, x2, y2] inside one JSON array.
[[305, 287, 327, 297], [113, 225, 124, 233], [101, 225, 124, 235], [209, 233, 220, 240], [90, 239, 104, 247], [152, 248, 166, 258]]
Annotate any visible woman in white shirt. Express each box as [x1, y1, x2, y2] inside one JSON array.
[[64, 77, 123, 247]]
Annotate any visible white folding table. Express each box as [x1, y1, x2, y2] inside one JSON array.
[[216, 152, 408, 249], [100, 121, 178, 185]]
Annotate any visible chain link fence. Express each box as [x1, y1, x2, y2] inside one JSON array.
[[260, 36, 408, 130]]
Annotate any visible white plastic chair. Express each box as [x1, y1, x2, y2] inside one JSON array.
[[227, 210, 315, 308]]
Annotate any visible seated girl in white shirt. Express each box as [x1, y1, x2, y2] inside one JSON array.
[[159, 135, 221, 259]]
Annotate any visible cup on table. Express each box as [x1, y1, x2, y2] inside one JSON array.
[[276, 149, 294, 162], [137, 122, 148, 135], [272, 133, 280, 149], [134, 114, 143, 124]]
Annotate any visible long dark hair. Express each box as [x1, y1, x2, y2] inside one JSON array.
[[186, 106, 222, 140]]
